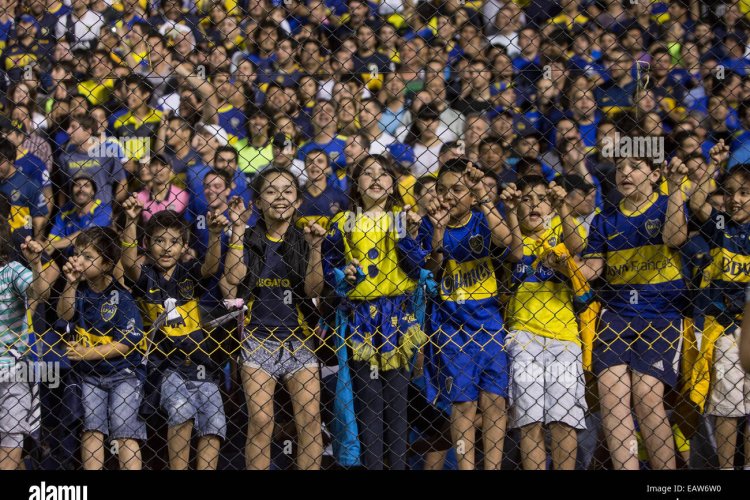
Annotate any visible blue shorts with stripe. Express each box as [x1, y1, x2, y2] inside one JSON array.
[[593, 310, 682, 387]]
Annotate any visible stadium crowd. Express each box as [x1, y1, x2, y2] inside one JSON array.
[[1, 0, 750, 471]]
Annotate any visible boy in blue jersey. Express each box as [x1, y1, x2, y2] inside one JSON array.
[[297, 100, 348, 172], [121, 196, 229, 470], [419, 158, 519, 470], [297, 148, 349, 230], [688, 141, 750, 470], [580, 156, 690, 470], [56, 227, 148, 470]]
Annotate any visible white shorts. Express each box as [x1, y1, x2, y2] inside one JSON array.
[[706, 327, 750, 418], [0, 369, 33, 448], [506, 330, 587, 430]]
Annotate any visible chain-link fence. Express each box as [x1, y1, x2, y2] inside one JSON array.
[[1, 0, 750, 471]]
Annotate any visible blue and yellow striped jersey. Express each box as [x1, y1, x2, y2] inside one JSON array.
[[698, 208, 750, 317], [583, 193, 686, 318], [418, 211, 505, 334], [73, 281, 146, 376]]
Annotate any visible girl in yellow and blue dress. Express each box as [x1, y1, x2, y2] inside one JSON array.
[[322, 154, 427, 470]]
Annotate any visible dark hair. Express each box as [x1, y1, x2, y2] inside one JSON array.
[[149, 154, 171, 169], [203, 168, 233, 189], [0, 137, 16, 163], [516, 156, 543, 176], [414, 175, 437, 196], [517, 174, 548, 192], [304, 148, 331, 166], [350, 154, 404, 211], [252, 166, 301, 201], [145, 210, 189, 244], [727, 163, 750, 186], [75, 226, 122, 269], [124, 74, 154, 97], [70, 114, 97, 134], [214, 145, 238, 163], [438, 157, 471, 178]]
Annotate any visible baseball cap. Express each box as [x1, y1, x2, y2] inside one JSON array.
[[71, 172, 98, 194], [200, 124, 229, 147]]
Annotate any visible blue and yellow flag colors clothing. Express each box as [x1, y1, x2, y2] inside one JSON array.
[[127, 261, 216, 379], [697, 209, 750, 317], [16, 148, 50, 190], [0, 170, 48, 233], [323, 210, 421, 300], [73, 281, 146, 376], [49, 200, 112, 256], [583, 193, 686, 318], [244, 235, 311, 342], [297, 183, 350, 230], [2, 39, 51, 81], [217, 104, 247, 143], [113, 108, 163, 161], [690, 210, 750, 411], [297, 135, 348, 171], [507, 216, 587, 344], [594, 80, 637, 117], [418, 210, 506, 336], [323, 209, 428, 370]]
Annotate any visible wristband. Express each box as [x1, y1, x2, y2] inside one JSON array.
[[228, 243, 244, 250], [121, 241, 137, 248]]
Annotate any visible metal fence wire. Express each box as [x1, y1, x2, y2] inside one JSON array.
[[1, 0, 750, 471]]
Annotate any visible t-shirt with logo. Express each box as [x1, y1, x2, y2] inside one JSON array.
[[583, 192, 686, 318], [59, 146, 126, 206], [126, 260, 215, 378], [297, 182, 350, 230], [247, 236, 302, 341], [697, 208, 750, 318], [73, 281, 146, 376], [418, 210, 507, 340], [506, 215, 587, 343]]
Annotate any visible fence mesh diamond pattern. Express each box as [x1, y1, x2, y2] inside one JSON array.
[[0, 0, 750, 471]]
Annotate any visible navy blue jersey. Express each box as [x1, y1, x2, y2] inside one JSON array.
[[418, 210, 506, 335], [297, 183, 349, 229], [73, 281, 146, 376], [246, 236, 304, 340], [698, 208, 750, 317], [583, 193, 687, 318]]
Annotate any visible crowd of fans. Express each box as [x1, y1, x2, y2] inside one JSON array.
[[1, 0, 750, 471]]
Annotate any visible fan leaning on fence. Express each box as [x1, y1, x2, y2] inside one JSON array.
[[220, 167, 327, 470], [120, 195, 229, 471]]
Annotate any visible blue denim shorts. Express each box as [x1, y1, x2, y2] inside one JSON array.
[[160, 370, 227, 439], [81, 371, 147, 441]]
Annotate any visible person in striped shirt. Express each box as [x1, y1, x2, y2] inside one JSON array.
[[0, 225, 46, 470]]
